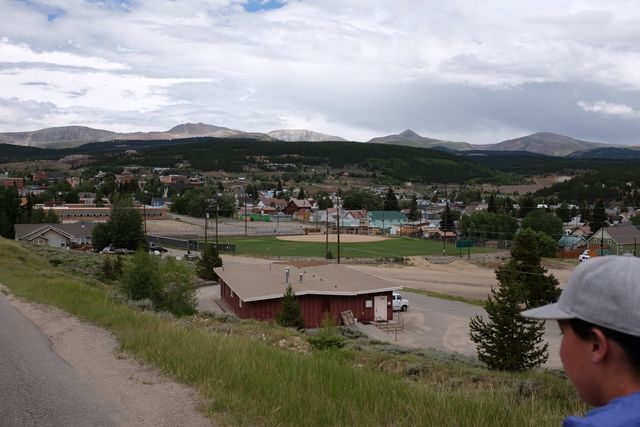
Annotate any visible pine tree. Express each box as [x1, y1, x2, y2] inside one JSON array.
[[589, 199, 607, 233], [487, 192, 497, 213], [468, 229, 560, 371], [517, 193, 535, 218], [556, 202, 571, 223], [276, 285, 305, 329], [197, 244, 223, 280], [383, 187, 399, 211], [440, 203, 455, 232], [408, 195, 420, 221]]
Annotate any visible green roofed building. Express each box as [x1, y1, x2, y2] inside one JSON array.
[[367, 210, 407, 233]]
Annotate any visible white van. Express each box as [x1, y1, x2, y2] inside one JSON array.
[[392, 292, 409, 312]]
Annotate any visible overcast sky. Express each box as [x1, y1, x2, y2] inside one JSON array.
[[2, 0, 640, 144]]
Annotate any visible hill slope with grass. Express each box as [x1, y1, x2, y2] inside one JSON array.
[[0, 238, 584, 426]]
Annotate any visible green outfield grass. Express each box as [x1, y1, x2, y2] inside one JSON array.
[[220, 236, 499, 258]]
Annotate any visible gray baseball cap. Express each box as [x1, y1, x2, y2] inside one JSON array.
[[521, 255, 640, 337]]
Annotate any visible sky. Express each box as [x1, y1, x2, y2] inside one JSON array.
[[1, 0, 640, 144]]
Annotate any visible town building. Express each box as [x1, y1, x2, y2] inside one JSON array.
[[216, 264, 399, 327], [14, 222, 96, 248], [588, 223, 640, 256]]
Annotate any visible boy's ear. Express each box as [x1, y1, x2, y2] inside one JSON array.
[[590, 328, 609, 363]]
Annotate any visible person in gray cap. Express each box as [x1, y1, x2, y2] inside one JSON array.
[[521, 255, 640, 426]]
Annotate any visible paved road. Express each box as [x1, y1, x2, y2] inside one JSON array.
[[358, 291, 563, 368], [0, 294, 117, 426]]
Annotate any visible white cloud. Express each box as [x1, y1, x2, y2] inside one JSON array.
[[2, 0, 640, 143], [0, 38, 127, 71], [578, 100, 640, 118]]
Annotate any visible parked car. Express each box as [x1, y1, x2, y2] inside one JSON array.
[[149, 245, 168, 254], [392, 292, 409, 312], [183, 252, 200, 262], [578, 250, 591, 262]]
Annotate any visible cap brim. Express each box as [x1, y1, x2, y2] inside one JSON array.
[[520, 303, 574, 320]]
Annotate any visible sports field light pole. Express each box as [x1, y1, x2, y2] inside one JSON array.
[[442, 203, 447, 256], [337, 196, 341, 264], [204, 208, 209, 248], [325, 197, 329, 259], [215, 203, 219, 248]]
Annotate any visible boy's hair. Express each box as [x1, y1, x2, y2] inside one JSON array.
[[569, 318, 640, 376]]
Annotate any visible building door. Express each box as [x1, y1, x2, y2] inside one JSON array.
[[374, 295, 387, 321]]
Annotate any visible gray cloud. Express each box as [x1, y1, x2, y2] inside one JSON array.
[[1, 0, 640, 144]]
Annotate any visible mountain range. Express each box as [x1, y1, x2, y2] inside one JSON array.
[[0, 123, 637, 158]]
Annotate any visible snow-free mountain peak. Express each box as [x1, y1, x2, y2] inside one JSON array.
[[267, 129, 346, 142]]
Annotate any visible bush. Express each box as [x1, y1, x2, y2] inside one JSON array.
[[100, 255, 123, 281], [156, 257, 197, 316], [308, 314, 345, 350], [121, 250, 196, 316], [121, 249, 162, 302]]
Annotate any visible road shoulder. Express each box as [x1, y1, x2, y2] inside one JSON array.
[[5, 292, 213, 427]]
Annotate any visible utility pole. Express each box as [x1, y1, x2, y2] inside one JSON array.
[[337, 197, 341, 264], [325, 202, 329, 259], [204, 210, 209, 248], [143, 204, 147, 238], [442, 204, 447, 256], [600, 226, 604, 256], [215, 205, 219, 247], [244, 196, 248, 236]]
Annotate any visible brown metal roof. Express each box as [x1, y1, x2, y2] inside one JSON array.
[[214, 264, 400, 302], [15, 222, 96, 240], [603, 223, 640, 244]]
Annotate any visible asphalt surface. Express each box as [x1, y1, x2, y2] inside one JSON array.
[[0, 294, 117, 426], [357, 291, 563, 368]]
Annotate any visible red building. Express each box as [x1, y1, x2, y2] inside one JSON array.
[[32, 171, 48, 182], [216, 264, 398, 327], [281, 199, 312, 216], [1, 177, 25, 189]]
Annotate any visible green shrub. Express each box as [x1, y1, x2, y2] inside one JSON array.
[[197, 244, 222, 280], [276, 285, 305, 329], [156, 257, 197, 316], [308, 314, 345, 350], [121, 249, 162, 302]]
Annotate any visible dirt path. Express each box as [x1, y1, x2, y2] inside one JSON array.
[[5, 294, 213, 427], [350, 256, 575, 299]]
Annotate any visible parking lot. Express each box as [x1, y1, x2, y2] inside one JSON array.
[[357, 291, 562, 368]]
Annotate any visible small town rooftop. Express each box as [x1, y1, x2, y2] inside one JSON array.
[[214, 264, 400, 302]]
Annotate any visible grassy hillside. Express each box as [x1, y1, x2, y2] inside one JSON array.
[[0, 239, 584, 426]]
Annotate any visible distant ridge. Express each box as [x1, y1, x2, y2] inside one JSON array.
[[367, 129, 473, 151], [477, 132, 606, 157], [567, 146, 640, 160], [267, 129, 346, 142], [0, 123, 623, 156]]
